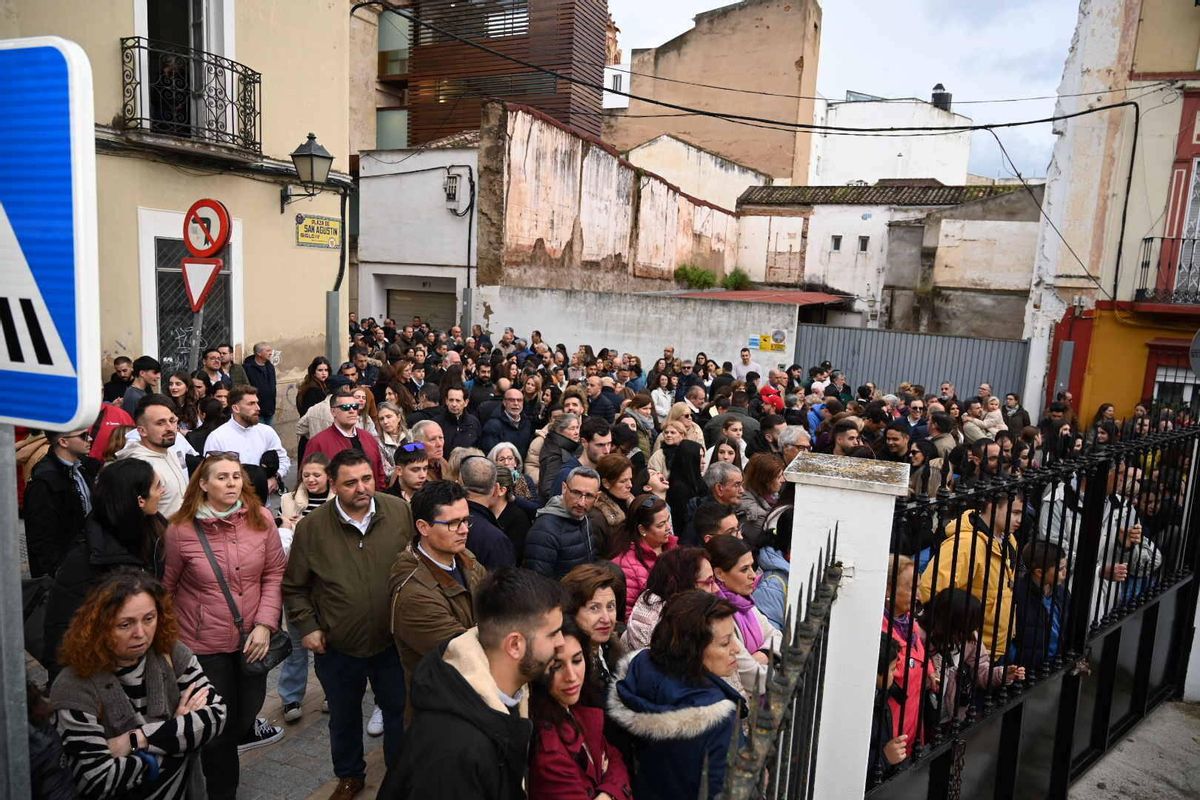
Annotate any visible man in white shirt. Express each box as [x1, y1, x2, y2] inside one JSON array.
[[732, 347, 763, 381], [204, 386, 290, 491], [117, 394, 189, 516]]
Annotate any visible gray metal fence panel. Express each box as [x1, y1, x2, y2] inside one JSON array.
[[793, 324, 1030, 399]]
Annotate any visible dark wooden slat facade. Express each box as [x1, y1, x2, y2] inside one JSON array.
[[404, 0, 606, 144]]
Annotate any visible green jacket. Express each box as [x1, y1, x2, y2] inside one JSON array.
[[283, 493, 414, 658]]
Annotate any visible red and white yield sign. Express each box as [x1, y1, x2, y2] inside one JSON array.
[[181, 257, 222, 313], [183, 198, 230, 258]]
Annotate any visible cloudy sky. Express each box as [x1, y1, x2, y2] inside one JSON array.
[[607, 0, 1082, 179]]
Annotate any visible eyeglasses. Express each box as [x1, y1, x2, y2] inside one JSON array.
[[400, 442, 426, 452], [910, 405, 925, 411], [638, 495, 660, 509], [63, 431, 93, 441], [335, 403, 362, 412], [429, 517, 473, 534], [696, 576, 718, 589], [202, 451, 241, 462]]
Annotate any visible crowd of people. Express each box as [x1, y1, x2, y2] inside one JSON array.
[[16, 312, 1194, 799]]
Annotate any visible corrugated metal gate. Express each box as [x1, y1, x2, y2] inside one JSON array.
[[794, 324, 1030, 398]]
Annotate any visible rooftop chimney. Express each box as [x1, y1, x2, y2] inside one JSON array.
[[932, 83, 952, 113]]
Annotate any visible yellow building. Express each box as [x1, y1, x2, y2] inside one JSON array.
[[1, 0, 350, 435], [1026, 0, 1200, 421]]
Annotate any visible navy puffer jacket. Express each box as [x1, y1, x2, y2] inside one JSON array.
[[522, 496, 594, 579]]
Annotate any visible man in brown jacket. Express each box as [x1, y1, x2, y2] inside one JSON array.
[[283, 449, 414, 800], [390, 480, 488, 718]]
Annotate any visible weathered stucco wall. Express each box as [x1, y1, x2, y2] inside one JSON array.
[[809, 99, 972, 186], [480, 102, 740, 291], [626, 135, 770, 211], [932, 220, 1038, 291], [602, 0, 821, 181], [474, 286, 798, 370]]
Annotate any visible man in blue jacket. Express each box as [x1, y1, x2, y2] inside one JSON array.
[[523, 467, 599, 578], [241, 342, 278, 426]]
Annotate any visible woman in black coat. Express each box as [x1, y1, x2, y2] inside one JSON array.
[[41, 459, 167, 680], [537, 413, 583, 499]]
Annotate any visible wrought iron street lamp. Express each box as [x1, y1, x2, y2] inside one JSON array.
[[281, 132, 334, 211]]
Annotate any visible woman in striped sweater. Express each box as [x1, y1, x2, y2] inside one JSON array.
[[50, 568, 226, 799]]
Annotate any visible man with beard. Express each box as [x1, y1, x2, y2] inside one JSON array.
[[382, 567, 565, 799], [204, 386, 291, 493], [116, 394, 189, 515]]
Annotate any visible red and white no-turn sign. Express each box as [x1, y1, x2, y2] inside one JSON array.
[[183, 198, 230, 258]]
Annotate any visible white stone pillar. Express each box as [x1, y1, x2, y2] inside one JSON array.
[[784, 453, 909, 800]]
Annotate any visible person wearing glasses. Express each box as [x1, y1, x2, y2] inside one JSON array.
[[284, 449, 414, 799], [390, 480, 488, 719], [900, 398, 929, 440], [24, 425, 101, 578], [304, 386, 390, 493], [525, 466, 602, 579]]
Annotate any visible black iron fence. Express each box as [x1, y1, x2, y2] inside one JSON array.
[[870, 422, 1200, 798], [120, 36, 262, 153], [715, 533, 841, 800], [1135, 236, 1200, 305]]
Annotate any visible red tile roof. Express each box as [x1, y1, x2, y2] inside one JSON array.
[[672, 290, 848, 306]]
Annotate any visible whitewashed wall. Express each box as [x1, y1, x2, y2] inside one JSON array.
[[474, 285, 799, 370], [626, 134, 770, 211], [809, 99, 972, 186]]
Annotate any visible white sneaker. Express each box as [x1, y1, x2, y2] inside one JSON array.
[[367, 706, 384, 737]]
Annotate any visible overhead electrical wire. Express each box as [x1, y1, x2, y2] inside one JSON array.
[[356, 1, 1169, 140], [351, 0, 1174, 308]]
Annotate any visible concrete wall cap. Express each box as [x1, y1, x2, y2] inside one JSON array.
[[784, 452, 910, 496]]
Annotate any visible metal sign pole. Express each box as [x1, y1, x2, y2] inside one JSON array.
[[0, 424, 31, 797], [187, 305, 206, 372]]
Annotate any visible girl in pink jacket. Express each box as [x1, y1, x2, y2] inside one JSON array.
[[164, 454, 285, 800], [609, 494, 678, 614]]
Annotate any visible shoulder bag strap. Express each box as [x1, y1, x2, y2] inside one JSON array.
[[192, 522, 245, 635]]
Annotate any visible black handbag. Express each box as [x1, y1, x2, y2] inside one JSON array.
[[193, 522, 292, 676]]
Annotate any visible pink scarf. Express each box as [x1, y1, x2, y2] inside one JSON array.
[[718, 581, 765, 655]]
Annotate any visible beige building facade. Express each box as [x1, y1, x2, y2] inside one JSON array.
[[603, 0, 822, 183], [2, 0, 350, 432]]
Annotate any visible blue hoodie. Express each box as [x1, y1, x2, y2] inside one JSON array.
[[607, 650, 744, 800], [752, 547, 789, 631]]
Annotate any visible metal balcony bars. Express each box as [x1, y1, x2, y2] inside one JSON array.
[[120, 36, 262, 153], [1135, 236, 1200, 304]]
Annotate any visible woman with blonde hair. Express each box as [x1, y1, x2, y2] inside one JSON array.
[[50, 569, 227, 799], [163, 453, 286, 799], [660, 402, 705, 449]]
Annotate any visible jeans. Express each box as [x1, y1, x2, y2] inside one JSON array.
[[277, 611, 309, 705], [196, 651, 267, 800], [313, 645, 405, 779]]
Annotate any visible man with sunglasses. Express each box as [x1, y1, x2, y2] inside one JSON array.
[[23, 426, 101, 577], [305, 387, 389, 493], [900, 398, 929, 440]]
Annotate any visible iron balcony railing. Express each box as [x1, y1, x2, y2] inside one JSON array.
[[120, 36, 262, 154], [1135, 236, 1200, 305]]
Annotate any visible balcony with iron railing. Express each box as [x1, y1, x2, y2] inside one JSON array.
[[120, 36, 262, 154], [1134, 236, 1200, 311]]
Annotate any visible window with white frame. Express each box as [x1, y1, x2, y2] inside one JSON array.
[[859, 235, 870, 252], [831, 235, 842, 252]]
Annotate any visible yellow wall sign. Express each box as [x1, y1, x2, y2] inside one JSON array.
[[295, 214, 341, 249]]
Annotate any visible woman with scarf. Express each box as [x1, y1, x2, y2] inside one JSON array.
[[163, 453, 286, 799], [703, 535, 781, 694], [610, 494, 678, 615]]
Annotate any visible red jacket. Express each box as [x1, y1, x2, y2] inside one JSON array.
[[304, 424, 389, 491], [614, 535, 678, 613], [528, 704, 632, 800], [164, 506, 286, 655]]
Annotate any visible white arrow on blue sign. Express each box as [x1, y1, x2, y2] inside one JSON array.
[[0, 37, 99, 429]]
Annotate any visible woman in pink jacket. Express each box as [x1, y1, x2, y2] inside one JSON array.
[[609, 494, 678, 614], [164, 453, 286, 800]]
